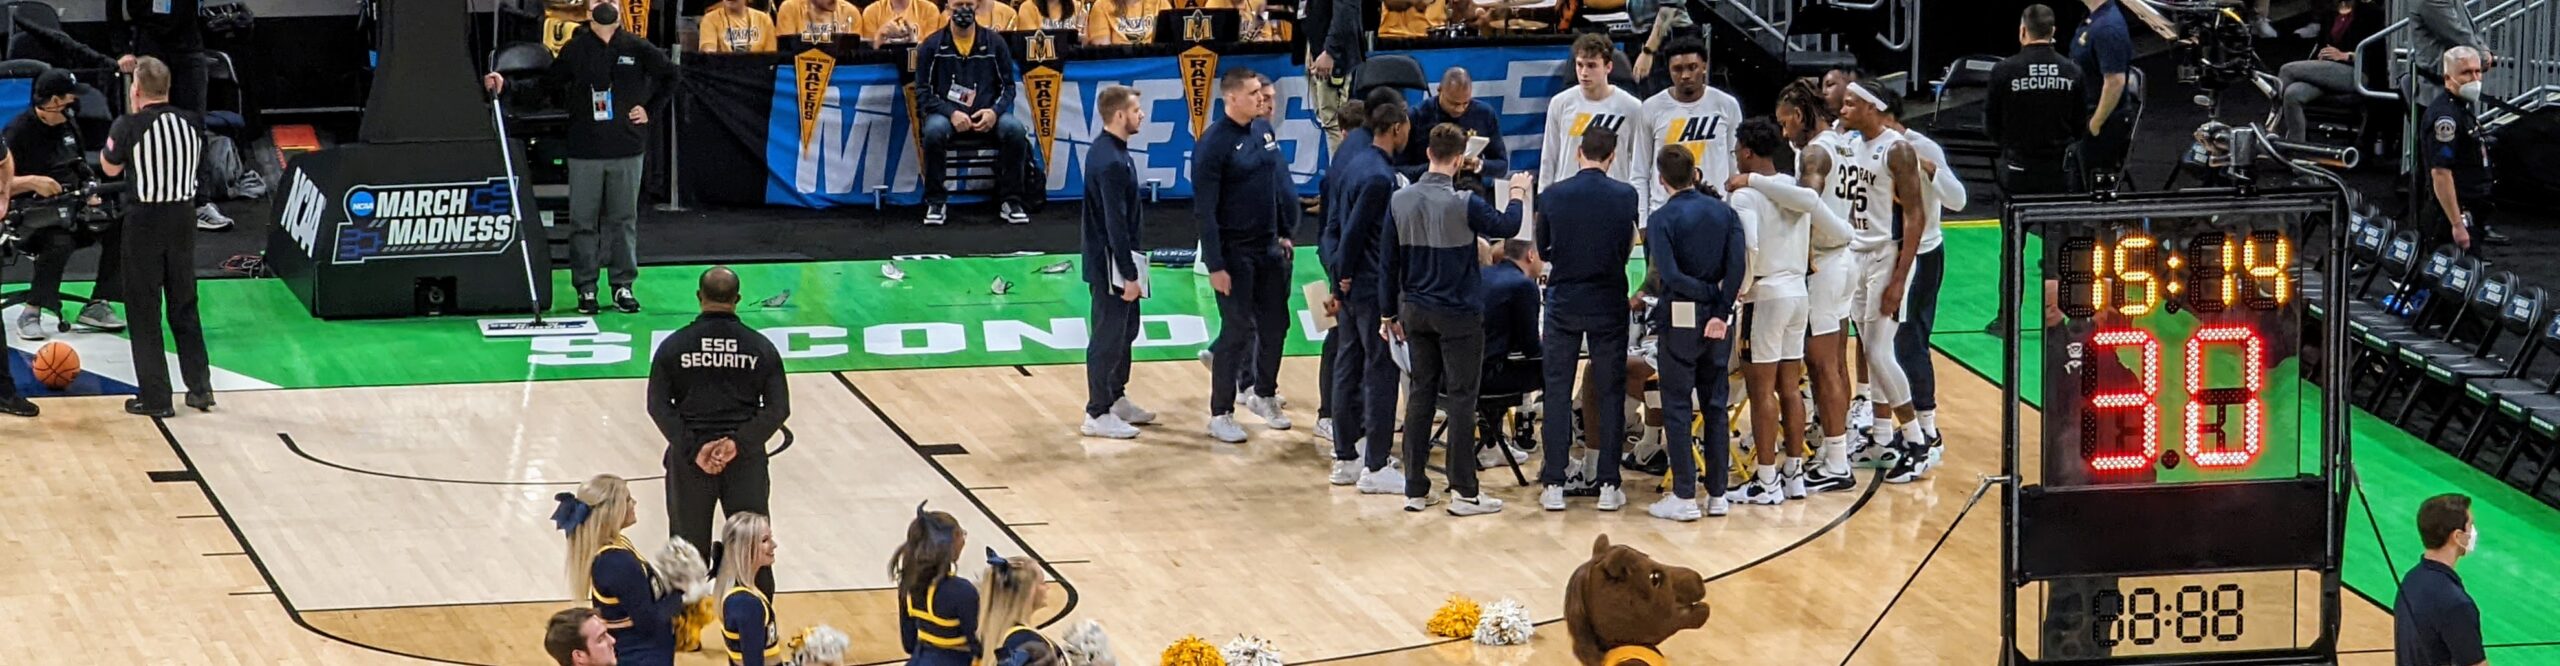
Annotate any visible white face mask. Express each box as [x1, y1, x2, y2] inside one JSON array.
[[2458, 80, 2483, 102], [2466, 524, 2479, 553]]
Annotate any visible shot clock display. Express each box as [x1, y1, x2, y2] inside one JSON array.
[[2001, 191, 2346, 666], [2043, 215, 2312, 488]]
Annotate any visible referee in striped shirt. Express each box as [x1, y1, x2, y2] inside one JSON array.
[[100, 56, 213, 418]]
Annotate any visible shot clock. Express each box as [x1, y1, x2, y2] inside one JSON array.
[[1998, 190, 2348, 665]]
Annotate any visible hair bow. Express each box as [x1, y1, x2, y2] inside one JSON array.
[[552, 492, 594, 533], [985, 547, 1011, 571], [998, 648, 1037, 666]]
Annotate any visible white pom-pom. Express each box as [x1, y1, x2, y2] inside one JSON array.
[[1220, 635, 1285, 666], [654, 539, 712, 603], [793, 625, 851, 666], [1059, 619, 1117, 666], [1472, 598, 1535, 646]]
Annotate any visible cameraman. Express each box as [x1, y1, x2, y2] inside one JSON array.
[[8, 70, 127, 341]]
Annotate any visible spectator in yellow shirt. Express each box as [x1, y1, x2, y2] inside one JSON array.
[[862, 0, 946, 45], [542, 0, 592, 55], [1379, 0, 1453, 38], [699, 0, 778, 52], [775, 0, 859, 40], [1085, 0, 1168, 45], [973, 0, 1026, 30], [1016, 0, 1081, 31]]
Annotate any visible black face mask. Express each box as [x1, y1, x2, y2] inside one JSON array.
[[951, 6, 976, 28], [590, 3, 621, 26]]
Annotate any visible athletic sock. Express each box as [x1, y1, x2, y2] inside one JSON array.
[[1822, 434, 1851, 472], [1782, 458, 1805, 476], [1756, 463, 1779, 484], [1902, 421, 1926, 449], [1918, 409, 1939, 437]]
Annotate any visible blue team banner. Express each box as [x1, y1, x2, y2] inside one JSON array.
[[763, 45, 1570, 208]]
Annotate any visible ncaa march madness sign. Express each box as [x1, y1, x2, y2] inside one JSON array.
[[334, 178, 520, 264], [762, 46, 1572, 208]]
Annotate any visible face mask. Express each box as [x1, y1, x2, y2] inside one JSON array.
[[590, 2, 621, 26], [952, 6, 976, 28], [2458, 80, 2483, 102], [2466, 524, 2479, 553]]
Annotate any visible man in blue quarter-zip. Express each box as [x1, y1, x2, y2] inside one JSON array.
[[1644, 145, 1748, 522], [1195, 67, 1298, 444], [1532, 128, 1641, 513], [1379, 124, 1529, 517], [1324, 101, 1413, 490], [1079, 85, 1153, 440]]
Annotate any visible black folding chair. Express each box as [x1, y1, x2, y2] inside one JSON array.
[[2364, 250, 2482, 411], [2390, 270, 2521, 428]]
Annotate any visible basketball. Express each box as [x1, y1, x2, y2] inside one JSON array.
[[32, 342, 78, 390]]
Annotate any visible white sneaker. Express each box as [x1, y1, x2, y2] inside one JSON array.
[[1328, 459, 1361, 486], [1446, 492, 1504, 516], [1000, 201, 1031, 224], [195, 203, 235, 231], [1647, 495, 1701, 522], [1805, 464, 1859, 494], [1852, 433, 1903, 469], [1081, 414, 1140, 439], [1207, 415, 1248, 443], [1357, 465, 1406, 495], [1541, 485, 1567, 511], [1596, 485, 1627, 512], [1704, 495, 1731, 517], [1315, 417, 1335, 441], [1782, 460, 1809, 500], [1404, 495, 1439, 512], [1738, 477, 1787, 506], [1477, 443, 1531, 470], [923, 202, 948, 225], [1247, 395, 1292, 430], [1111, 398, 1158, 425]]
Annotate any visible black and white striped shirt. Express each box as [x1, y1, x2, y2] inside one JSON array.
[[103, 104, 202, 204]]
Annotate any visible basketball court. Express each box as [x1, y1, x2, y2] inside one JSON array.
[[11, 224, 2560, 665]]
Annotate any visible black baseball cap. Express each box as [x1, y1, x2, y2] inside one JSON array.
[[32, 69, 77, 101]]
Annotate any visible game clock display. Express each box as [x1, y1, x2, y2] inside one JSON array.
[[2044, 216, 2311, 488]]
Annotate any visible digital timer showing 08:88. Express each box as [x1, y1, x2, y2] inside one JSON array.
[[2022, 570, 2322, 659], [2043, 219, 2308, 488]]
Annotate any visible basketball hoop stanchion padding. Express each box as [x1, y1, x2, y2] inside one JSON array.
[[1997, 188, 2347, 666]]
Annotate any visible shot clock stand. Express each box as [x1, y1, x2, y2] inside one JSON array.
[[1996, 182, 2351, 666]]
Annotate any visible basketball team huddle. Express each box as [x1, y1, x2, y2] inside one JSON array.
[[1078, 33, 1966, 522]]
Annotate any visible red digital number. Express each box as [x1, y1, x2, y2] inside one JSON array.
[[2086, 328, 2162, 472], [2185, 325, 2266, 468]]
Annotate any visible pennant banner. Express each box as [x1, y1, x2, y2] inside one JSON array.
[[1026, 65, 1064, 170], [627, 0, 651, 39], [1179, 45, 1219, 141], [794, 49, 837, 148]]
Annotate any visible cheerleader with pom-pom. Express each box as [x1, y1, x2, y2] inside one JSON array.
[[558, 475, 699, 666], [892, 503, 979, 666], [979, 549, 1060, 666], [717, 512, 786, 666]]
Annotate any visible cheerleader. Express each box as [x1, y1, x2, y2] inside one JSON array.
[[558, 475, 686, 666], [718, 512, 785, 666], [893, 503, 978, 666], [979, 550, 1058, 666]]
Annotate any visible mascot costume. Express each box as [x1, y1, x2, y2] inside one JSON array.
[[1562, 535, 1710, 665]]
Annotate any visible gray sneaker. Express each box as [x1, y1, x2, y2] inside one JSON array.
[[196, 204, 235, 231], [15, 308, 45, 341], [77, 301, 126, 331]]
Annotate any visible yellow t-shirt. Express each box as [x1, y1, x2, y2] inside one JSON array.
[[861, 0, 947, 45], [775, 0, 859, 38], [976, 2, 1025, 31], [1084, 0, 1169, 45], [698, 5, 779, 52], [1378, 0, 1447, 38], [1015, 0, 1082, 31]]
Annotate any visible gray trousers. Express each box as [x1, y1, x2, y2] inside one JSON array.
[[2277, 59, 2360, 141], [566, 155, 645, 294]]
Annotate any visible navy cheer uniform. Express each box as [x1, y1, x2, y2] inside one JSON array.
[[592, 536, 685, 665], [723, 585, 785, 666], [902, 575, 981, 666], [989, 625, 1057, 666]]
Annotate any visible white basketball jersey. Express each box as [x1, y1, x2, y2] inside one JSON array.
[[1845, 128, 1906, 253]]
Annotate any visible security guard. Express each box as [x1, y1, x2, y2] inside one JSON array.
[[100, 56, 213, 418], [1984, 4, 2082, 333], [2422, 46, 2494, 254], [2071, 0, 2137, 190], [1989, 5, 2084, 197], [647, 266, 790, 597], [1194, 68, 1298, 444]]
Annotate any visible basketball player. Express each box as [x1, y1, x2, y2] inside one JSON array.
[[1723, 117, 1815, 505], [1644, 146, 1748, 521], [1539, 33, 1644, 193], [1773, 78, 1860, 491], [1836, 81, 1934, 484], [1634, 37, 1741, 211], [648, 266, 790, 596], [1878, 96, 1968, 461]]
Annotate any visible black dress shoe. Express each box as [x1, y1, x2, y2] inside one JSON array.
[[0, 396, 36, 417], [124, 399, 174, 418], [186, 392, 216, 412], [577, 292, 602, 316]]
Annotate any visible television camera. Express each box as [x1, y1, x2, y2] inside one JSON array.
[[0, 180, 127, 264]]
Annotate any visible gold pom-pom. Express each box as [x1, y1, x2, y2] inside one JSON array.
[[1160, 635, 1227, 666], [673, 594, 719, 652], [1426, 595, 1482, 638]]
